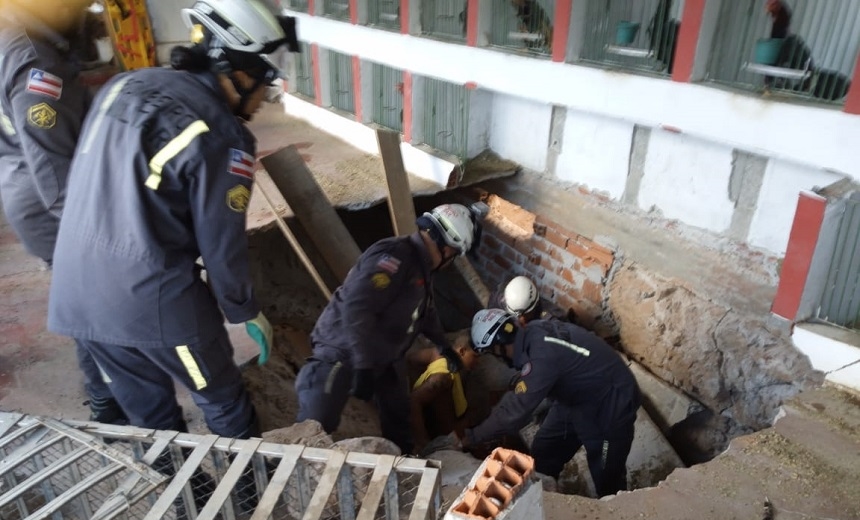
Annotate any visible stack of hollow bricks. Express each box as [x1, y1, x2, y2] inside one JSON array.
[[448, 448, 535, 520], [474, 192, 615, 329]]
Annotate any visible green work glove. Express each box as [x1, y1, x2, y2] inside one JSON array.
[[245, 312, 273, 365]]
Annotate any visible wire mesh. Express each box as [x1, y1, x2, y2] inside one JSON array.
[[323, 0, 351, 20], [421, 77, 469, 158], [0, 414, 442, 520], [707, 0, 859, 105], [328, 50, 355, 114], [579, 0, 680, 75], [369, 0, 401, 30], [420, 0, 467, 41], [488, 0, 555, 56], [296, 42, 316, 100], [371, 62, 404, 132]]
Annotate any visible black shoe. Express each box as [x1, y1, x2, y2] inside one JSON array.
[[88, 397, 129, 426]]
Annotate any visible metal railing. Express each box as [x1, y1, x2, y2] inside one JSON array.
[[0, 413, 443, 520], [579, 0, 680, 75], [323, 0, 351, 21], [489, 0, 556, 56], [707, 0, 859, 105], [420, 77, 469, 158], [371, 62, 404, 132], [420, 0, 467, 41], [328, 50, 355, 114], [818, 196, 860, 330], [286, 0, 310, 13], [369, 0, 401, 30], [296, 43, 316, 100]]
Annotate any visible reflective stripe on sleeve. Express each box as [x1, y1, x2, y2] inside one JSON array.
[[175, 345, 208, 390], [544, 336, 591, 357], [81, 76, 131, 154], [145, 120, 210, 190]]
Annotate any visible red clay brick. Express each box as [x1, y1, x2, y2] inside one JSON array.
[[560, 268, 575, 284], [581, 279, 604, 304], [493, 254, 513, 271], [482, 234, 502, 253], [528, 252, 541, 266], [544, 227, 569, 250]]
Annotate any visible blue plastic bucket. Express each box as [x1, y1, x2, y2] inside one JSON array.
[[615, 21, 641, 45], [754, 38, 785, 65]]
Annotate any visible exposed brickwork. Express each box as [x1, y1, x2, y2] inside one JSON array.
[[449, 448, 534, 520], [474, 195, 616, 324]]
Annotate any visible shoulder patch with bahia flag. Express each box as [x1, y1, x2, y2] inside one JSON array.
[[27, 69, 63, 100], [376, 254, 401, 274], [228, 148, 255, 180]]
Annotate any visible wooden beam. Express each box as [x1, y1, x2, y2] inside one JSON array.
[[261, 146, 361, 283], [254, 169, 333, 300], [376, 129, 417, 236]]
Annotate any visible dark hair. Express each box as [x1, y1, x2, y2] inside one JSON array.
[[170, 44, 211, 72]]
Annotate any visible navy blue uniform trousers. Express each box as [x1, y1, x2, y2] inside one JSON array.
[[531, 402, 635, 497], [77, 329, 255, 439], [75, 342, 114, 402], [295, 358, 413, 454]]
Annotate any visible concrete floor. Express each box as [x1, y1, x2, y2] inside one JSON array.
[[1, 106, 858, 519]]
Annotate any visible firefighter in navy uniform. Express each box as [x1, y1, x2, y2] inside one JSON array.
[[296, 202, 488, 454], [462, 309, 641, 497], [0, 0, 129, 425], [47, 0, 298, 440]]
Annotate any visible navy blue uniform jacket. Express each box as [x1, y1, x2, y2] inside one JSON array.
[[48, 67, 259, 347]]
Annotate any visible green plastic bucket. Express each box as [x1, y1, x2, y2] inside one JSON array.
[[754, 38, 785, 65], [615, 21, 641, 45]]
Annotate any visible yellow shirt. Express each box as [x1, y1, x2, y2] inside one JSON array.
[[413, 357, 468, 417]]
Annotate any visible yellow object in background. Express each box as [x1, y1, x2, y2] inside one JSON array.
[[103, 0, 156, 70]]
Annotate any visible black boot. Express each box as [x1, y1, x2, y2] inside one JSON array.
[[88, 396, 129, 426]]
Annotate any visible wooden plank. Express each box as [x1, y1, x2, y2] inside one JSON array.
[[407, 467, 441, 520], [301, 450, 347, 520], [261, 146, 361, 283], [254, 169, 332, 300], [355, 454, 395, 520], [249, 445, 305, 520], [376, 129, 417, 236], [196, 438, 262, 520], [143, 434, 219, 520]]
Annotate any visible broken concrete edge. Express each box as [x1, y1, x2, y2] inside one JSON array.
[[446, 448, 536, 520]]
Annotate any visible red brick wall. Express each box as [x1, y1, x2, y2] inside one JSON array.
[[473, 194, 615, 328]]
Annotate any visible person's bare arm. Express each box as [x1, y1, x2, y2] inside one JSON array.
[[410, 374, 452, 454]]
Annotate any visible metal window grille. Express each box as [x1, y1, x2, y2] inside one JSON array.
[[818, 196, 860, 330], [372, 63, 404, 132], [323, 0, 351, 20], [328, 50, 355, 114], [296, 43, 316, 100], [0, 413, 443, 520], [489, 0, 556, 56], [421, 77, 469, 158], [707, 0, 859, 105], [420, 0, 467, 41], [369, 0, 401, 30], [287, 0, 310, 12], [579, 0, 680, 75]]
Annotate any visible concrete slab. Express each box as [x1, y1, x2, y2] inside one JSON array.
[[793, 323, 860, 393]]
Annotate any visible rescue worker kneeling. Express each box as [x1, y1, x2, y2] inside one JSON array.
[[296, 202, 488, 455], [47, 0, 298, 514], [458, 309, 641, 497]]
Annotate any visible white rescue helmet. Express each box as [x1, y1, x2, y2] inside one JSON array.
[[181, 0, 293, 77], [471, 309, 518, 353], [504, 276, 539, 316], [422, 204, 477, 256]]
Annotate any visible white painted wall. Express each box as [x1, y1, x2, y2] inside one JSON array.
[[145, 0, 194, 64], [747, 160, 845, 255], [556, 109, 634, 199], [283, 12, 860, 178], [282, 94, 458, 186], [639, 130, 736, 233], [489, 94, 552, 173]]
